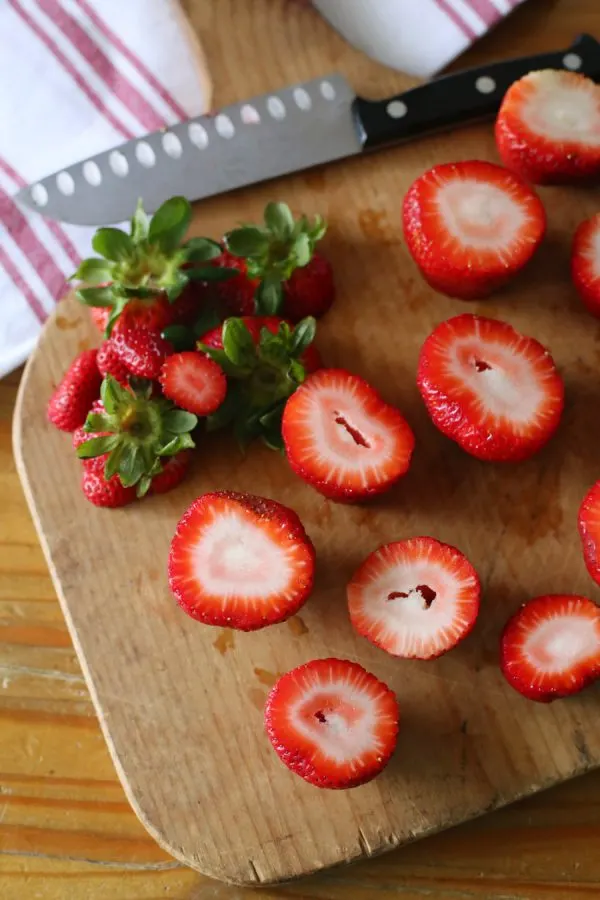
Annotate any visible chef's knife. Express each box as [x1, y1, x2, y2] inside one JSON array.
[[16, 34, 600, 226]]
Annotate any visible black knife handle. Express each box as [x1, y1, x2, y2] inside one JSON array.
[[353, 34, 600, 151]]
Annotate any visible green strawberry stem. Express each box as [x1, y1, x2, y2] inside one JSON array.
[[77, 376, 198, 497]]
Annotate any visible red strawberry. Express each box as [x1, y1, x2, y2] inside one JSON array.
[[47, 350, 102, 432], [89, 295, 174, 336], [111, 327, 173, 379], [72, 423, 109, 452], [90, 306, 110, 334], [150, 451, 192, 495], [81, 466, 136, 508], [159, 352, 226, 416], [199, 316, 322, 374], [402, 160, 546, 300], [213, 249, 257, 317], [495, 70, 600, 185], [168, 491, 315, 631], [417, 314, 564, 462], [282, 368, 414, 501], [500, 594, 600, 703], [578, 481, 600, 585], [96, 340, 130, 385], [348, 537, 480, 659], [264, 658, 399, 789], [572, 213, 600, 317], [282, 252, 335, 322]]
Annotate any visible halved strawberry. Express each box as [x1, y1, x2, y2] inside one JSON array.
[[402, 160, 545, 300], [159, 352, 226, 416], [496, 70, 600, 185], [348, 537, 480, 659], [264, 658, 399, 789], [282, 368, 415, 502], [572, 214, 600, 317], [417, 314, 564, 462], [500, 594, 600, 702], [578, 481, 600, 585], [168, 492, 315, 631]]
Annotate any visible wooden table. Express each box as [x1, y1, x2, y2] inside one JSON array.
[[3, 1, 600, 896]]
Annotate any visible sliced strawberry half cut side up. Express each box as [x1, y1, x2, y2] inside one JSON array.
[[417, 314, 564, 462], [500, 594, 600, 703], [402, 160, 546, 300], [168, 491, 315, 631], [496, 70, 600, 185], [348, 537, 480, 659], [264, 658, 399, 789]]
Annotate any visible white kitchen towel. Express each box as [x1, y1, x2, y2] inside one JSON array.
[[312, 0, 527, 78], [0, 0, 210, 377]]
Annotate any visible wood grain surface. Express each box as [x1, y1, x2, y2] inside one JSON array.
[[5, 0, 600, 895]]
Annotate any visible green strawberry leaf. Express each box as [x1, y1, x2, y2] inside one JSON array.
[[84, 412, 113, 433], [255, 277, 283, 315], [71, 258, 112, 285], [163, 269, 189, 302], [100, 375, 130, 415], [76, 434, 119, 459], [288, 359, 306, 384], [104, 443, 125, 481], [205, 386, 238, 432], [293, 231, 311, 268], [264, 202, 294, 240], [186, 266, 237, 283], [198, 345, 248, 379], [163, 409, 198, 434], [137, 474, 153, 498], [148, 196, 191, 252], [183, 237, 222, 263], [257, 334, 290, 370], [226, 227, 269, 258], [290, 317, 316, 356], [130, 200, 149, 242], [119, 445, 146, 487], [222, 318, 258, 369], [76, 285, 115, 307], [161, 324, 195, 351], [92, 227, 134, 262], [192, 307, 221, 338]]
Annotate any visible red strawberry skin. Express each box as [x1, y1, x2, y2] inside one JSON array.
[[572, 214, 600, 317], [282, 252, 335, 322], [96, 340, 130, 385], [81, 467, 136, 508], [265, 658, 399, 789], [159, 351, 227, 416], [150, 450, 192, 495], [500, 594, 600, 703], [495, 70, 600, 185], [168, 491, 315, 631], [417, 314, 564, 462], [47, 350, 102, 432], [282, 368, 415, 502], [200, 316, 322, 373], [403, 160, 545, 300], [89, 294, 175, 336], [578, 481, 600, 586], [213, 249, 257, 317], [112, 327, 173, 379], [348, 537, 480, 660]]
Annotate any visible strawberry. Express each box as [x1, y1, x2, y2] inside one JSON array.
[[282, 368, 415, 502], [212, 249, 258, 317], [168, 491, 315, 630], [72, 197, 231, 336], [264, 658, 399, 789], [495, 70, 600, 185], [150, 450, 192, 495], [47, 349, 102, 432], [402, 160, 546, 300], [225, 201, 332, 318], [348, 537, 480, 659], [81, 466, 136, 508], [90, 306, 110, 334], [159, 352, 227, 416], [572, 213, 600, 317], [96, 340, 130, 385], [578, 481, 600, 585], [500, 594, 600, 703], [76, 376, 197, 498], [198, 316, 322, 450], [417, 314, 564, 462], [111, 327, 173, 379]]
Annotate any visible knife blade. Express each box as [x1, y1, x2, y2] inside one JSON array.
[[16, 34, 600, 226]]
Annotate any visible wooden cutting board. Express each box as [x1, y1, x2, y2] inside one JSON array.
[[13, 0, 600, 886]]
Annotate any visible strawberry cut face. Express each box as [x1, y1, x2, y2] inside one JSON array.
[[265, 658, 399, 789], [348, 537, 480, 659], [168, 492, 315, 631], [572, 214, 600, 317]]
